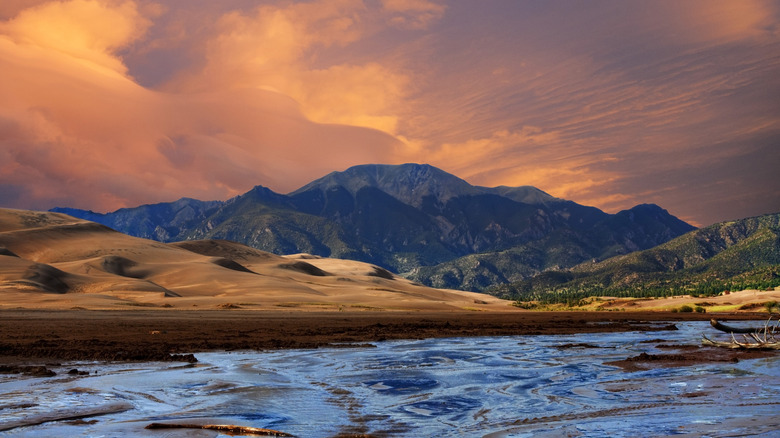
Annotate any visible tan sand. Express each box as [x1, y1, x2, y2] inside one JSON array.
[[589, 289, 780, 312], [0, 208, 508, 311], [2, 208, 777, 314]]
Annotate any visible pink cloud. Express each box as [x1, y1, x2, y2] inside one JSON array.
[[0, 0, 401, 211], [381, 0, 446, 29], [1, 0, 777, 227]]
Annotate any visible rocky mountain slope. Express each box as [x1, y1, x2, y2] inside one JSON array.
[[493, 212, 780, 302], [52, 163, 695, 291]]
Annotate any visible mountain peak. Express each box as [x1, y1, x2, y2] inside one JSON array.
[[627, 203, 665, 212], [485, 185, 559, 205], [609, 203, 697, 245], [619, 203, 692, 226], [48, 163, 698, 292], [291, 163, 480, 206]]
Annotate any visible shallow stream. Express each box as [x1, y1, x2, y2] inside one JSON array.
[[1, 321, 779, 437]]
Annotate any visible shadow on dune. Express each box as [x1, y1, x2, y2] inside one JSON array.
[[101, 255, 148, 279], [0, 247, 20, 258], [278, 261, 330, 277], [171, 240, 277, 262], [21, 263, 70, 293], [211, 257, 256, 274]]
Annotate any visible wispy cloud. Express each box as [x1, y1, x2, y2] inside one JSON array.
[[0, 0, 406, 210], [0, 0, 777, 226], [391, 1, 780, 224]]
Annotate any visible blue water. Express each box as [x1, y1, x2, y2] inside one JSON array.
[[1, 321, 778, 437]]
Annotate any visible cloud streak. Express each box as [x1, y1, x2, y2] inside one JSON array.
[[392, 1, 780, 225], [0, 0, 778, 226], [0, 0, 405, 211]]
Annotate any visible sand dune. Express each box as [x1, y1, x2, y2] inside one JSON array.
[[0, 208, 510, 311], [592, 289, 780, 313], [3, 208, 775, 313]]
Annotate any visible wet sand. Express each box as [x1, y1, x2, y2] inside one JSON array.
[[0, 309, 770, 365]]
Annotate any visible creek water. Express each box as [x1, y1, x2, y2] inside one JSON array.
[[1, 321, 779, 437]]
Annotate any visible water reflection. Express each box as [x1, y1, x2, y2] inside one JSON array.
[[1, 322, 779, 437]]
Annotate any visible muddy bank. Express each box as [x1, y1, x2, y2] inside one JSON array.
[[0, 309, 769, 365], [606, 345, 776, 371]]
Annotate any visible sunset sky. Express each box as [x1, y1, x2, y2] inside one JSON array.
[[1, 0, 778, 226]]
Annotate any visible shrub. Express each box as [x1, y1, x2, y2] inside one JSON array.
[[679, 305, 694, 313], [514, 301, 537, 310], [694, 306, 706, 313]]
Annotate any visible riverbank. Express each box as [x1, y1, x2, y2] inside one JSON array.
[[1, 319, 778, 437], [0, 309, 770, 364]]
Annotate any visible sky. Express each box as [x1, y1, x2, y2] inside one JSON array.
[[1, 0, 779, 227]]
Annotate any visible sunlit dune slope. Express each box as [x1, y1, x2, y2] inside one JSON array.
[[0, 208, 509, 311]]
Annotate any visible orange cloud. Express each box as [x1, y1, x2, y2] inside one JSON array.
[[1, 0, 777, 227], [0, 0, 150, 74], [649, 0, 774, 44], [0, 1, 48, 19], [0, 0, 402, 211], [403, 127, 622, 205], [165, 0, 411, 136], [382, 0, 446, 29]]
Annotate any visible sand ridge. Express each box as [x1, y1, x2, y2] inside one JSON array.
[[2, 208, 778, 313], [0, 208, 509, 311]]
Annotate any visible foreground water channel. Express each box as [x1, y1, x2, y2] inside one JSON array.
[[1, 321, 779, 437]]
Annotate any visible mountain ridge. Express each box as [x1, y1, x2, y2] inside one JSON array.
[[51, 163, 695, 291], [492, 212, 780, 302]]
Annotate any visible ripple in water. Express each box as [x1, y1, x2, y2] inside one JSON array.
[[1, 321, 779, 437]]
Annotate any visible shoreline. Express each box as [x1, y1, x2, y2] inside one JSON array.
[[0, 309, 771, 364]]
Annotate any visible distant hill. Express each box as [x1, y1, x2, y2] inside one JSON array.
[[407, 203, 696, 290], [492, 212, 780, 303], [52, 163, 695, 291], [52, 198, 223, 242]]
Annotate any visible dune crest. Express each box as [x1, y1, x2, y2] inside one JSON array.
[[0, 208, 509, 311]]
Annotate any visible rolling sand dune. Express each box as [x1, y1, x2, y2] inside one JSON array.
[[2, 208, 777, 313], [0, 208, 509, 311], [592, 289, 780, 313]]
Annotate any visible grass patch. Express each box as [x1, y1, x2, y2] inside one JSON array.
[[738, 302, 764, 310], [349, 304, 385, 311], [705, 304, 743, 312]]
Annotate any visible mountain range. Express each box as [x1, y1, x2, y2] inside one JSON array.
[[494, 212, 780, 303], [53, 163, 696, 291]]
